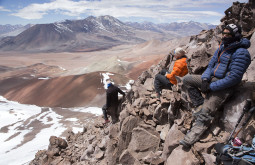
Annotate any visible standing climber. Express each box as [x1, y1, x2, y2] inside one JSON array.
[[102, 80, 125, 124], [179, 24, 251, 148], [154, 47, 188, 99]]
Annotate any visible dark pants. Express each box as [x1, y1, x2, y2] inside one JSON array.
[[102, 104, 118, 123], [182, 74, 234, 145], [154, 69, 173, 94]]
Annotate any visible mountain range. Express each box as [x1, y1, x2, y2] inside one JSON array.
[[0, 15, 216, 52]]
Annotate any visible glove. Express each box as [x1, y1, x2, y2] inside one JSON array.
[[160, 69, 168, 75], [201, 79, 210, 93]]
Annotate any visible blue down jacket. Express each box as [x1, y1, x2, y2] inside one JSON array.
[[201, 38, 251, 91]]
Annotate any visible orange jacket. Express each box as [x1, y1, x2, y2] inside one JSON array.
[[166, 57, 188, 85]]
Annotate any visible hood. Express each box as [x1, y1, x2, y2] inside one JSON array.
[[225, 38, 251, 49]]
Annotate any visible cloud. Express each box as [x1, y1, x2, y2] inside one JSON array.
[[10, 0, 229, 22], [0, 6, 11, 12]]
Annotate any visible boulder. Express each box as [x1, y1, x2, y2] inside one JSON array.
[[119, 149, 137, 165], [160, 124, 171, 141], [166, 146, 200, 165], [136, 70, 151, 85], [194, 141, 217, 153], [49, 136, 68, 149], [187, 47, 212, 75], [143, 78, 154, 91], [247, 32, 255, 82], [94, 146, 105, 160], [153, 104, 169, 125], [222, 84, 254, 132], [128, 127, 160, 160], [119, 116, 141, 148], [162, 124, 185, 160], [202, 153, 216, 165], [142, 151, 164, 165]]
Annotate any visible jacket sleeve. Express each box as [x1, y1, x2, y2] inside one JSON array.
[[166, 59, 185, 85], [201, 48, 219, 80], [210, 48, 251, 91], [118, 88, 125, 96]]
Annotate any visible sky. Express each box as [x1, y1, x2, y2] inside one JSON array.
[[0, 0, 249, 25]]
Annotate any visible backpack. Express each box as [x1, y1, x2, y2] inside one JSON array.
[[215, 137, 255, 165]]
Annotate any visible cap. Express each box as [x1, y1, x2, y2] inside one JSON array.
[[174, 47, 186, 55], [224, 24, 241, 38]]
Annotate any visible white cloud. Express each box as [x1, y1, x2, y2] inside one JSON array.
[[0, 6, 11, 12], [10, 0, 239, 22]]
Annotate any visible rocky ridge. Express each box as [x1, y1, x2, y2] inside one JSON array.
[[30, 1, 255, 165]]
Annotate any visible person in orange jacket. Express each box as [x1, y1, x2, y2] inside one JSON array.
[[154, 47, 188, 98]]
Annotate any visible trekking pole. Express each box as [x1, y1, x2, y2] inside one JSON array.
[[227, 99, 251, 143], [232, 106, 255, 140]]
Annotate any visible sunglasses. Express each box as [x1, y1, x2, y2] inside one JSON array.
[[222, 32, 232, 36]]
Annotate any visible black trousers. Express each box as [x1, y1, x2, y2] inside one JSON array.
[[154, 69, 173, 94], [102, 104, 118, 123]]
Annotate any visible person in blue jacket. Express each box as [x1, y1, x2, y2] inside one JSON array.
[[179, 23, 251, 148]]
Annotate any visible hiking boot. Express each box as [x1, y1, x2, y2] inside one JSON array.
[[181, 121, 208, 146], [104, 119, 110, 124], [179, 139, 191, 148]]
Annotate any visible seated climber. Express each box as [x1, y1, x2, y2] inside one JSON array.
[[179, 24, 251, 148], [102, 79, 125, 124], [154, 47, 188, 99]]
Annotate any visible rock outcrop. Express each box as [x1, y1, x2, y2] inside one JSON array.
[[30, 2, 255, 165]]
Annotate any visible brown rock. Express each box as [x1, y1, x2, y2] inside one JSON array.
[[144, 119, 157, 127], [222, 84, 254, 132], [166, 146, 200, 165], [143, 78, 154, 91], [211, 126, 221, 136], [143, 108, 153, 117], [202, 153, 216, 165], [98, 137, 108, 149], [153, 104, 169, 125], [142, 151, 164, 165], [138, 123, 159, 137], [49, 136, 68, 149], [94, 146, 105, 160], [119, 149, 136, 165], [162, 124, 185, 160], [160, 124, 170, 141], [194, 141, 217, 153], [187, 47, 212, 75], [128, 127, 160, 160]]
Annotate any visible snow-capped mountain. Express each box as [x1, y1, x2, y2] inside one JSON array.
[[0, 16, 216, 52], [0, 24, 33, 38], [126, 21, 216, 35]]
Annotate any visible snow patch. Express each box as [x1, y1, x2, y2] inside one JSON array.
[[54, 23, 73, 33], [101, 72, 114, 89], [38, 77, 50, 80], [58, 66, 66, 71], [0, 96, 102, 165], [120, 79, 134, 92], [68, 107, 103, 116]]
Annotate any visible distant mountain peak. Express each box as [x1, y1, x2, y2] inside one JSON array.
[[54, 22, 73, 33], [0, 15, 216, 52]]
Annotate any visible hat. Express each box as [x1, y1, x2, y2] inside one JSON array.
[[174, 47, 186, 55], [224, 24, 242, 38], [106, 79, 112, 84]]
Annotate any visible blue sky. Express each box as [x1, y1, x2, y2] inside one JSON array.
[[0, 0, 249, 25]]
